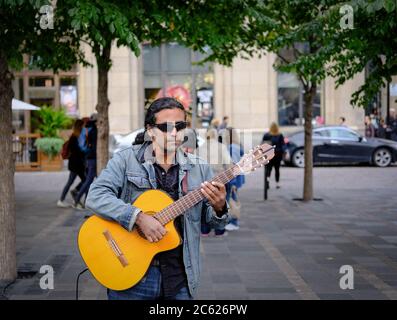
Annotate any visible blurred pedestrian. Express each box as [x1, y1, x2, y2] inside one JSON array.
[[219, 116, 229, 130], [210, 118, 220, 131], [221, 127, 245, 231], [73, 113, 97, 209], [196, 128, 233, 237], [376, 118, 387, 139], [370, 113, 379, 130], [315, 115, 324, 126], [389, 108, 397, 141], [365, 115, 375, 138], [57, 119, 86, 208], [339, 116, 346, 126], [262, 122, 286, 189]]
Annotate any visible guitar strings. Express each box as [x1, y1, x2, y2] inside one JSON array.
[[84, 145, 275, 259]]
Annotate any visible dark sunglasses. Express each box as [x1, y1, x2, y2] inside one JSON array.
[[152, 121, 187, 133]]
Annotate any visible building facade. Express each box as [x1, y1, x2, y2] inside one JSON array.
[[13, 42, 397, 136], [77, 43, 371, 136]]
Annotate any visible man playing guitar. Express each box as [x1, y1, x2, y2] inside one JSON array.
[[85, 97, 230, 300]]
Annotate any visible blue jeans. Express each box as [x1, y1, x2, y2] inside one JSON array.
[[60, 170, 85, 201], [107, 266, 192, 300], [201, 217, 225, 236], [75, 159, 96, 204]]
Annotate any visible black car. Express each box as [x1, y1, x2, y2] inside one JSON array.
[[284, 126, 397, 167]]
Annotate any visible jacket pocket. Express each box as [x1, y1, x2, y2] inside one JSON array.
[[126, 173, 152, 190]]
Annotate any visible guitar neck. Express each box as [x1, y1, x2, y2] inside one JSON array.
[[154, 164, 239, 225]]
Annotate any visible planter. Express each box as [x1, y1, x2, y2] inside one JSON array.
[[39, 151, 64, 171]]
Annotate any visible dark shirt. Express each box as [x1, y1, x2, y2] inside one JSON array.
[[262, 133, 285, 155], [85, 121, 97, 160], [68, 136, 85, 173], [365, 123, 375, 138], [376, 125, 387, 139], [152, 162, 188, 299]]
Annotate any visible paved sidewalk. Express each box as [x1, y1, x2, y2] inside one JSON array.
[[3, 165, 397, 300]]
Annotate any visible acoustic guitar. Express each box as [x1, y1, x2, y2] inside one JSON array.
[[78, 143, 275, 290]]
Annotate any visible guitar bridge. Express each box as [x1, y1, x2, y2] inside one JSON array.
[[103, 230, 129, 267]]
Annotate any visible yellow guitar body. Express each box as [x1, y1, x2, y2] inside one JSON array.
[[78, 189, 181, 291]]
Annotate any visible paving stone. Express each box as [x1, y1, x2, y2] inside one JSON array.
[[8, 166, 397, 300]]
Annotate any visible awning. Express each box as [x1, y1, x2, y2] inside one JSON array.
[[12, 99, 40, 111]]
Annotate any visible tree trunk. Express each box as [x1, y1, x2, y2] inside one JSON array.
[[0, 53, 17, 282], [95, 44, 111, 175], [302, 84, 317, 202]]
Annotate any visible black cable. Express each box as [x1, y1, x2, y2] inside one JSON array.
[[1, 279, 16, 300], [75, 268, 88, 300]]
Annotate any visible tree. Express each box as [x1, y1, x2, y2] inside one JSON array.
[[322, 0, 397, 110], [241, 1, 396, 200], [62, 1, 142, 174], [242, 0, 339, 201], [0, 0, 267, 282], [0, 0, 82, 282], [64, 0, 262, 174]]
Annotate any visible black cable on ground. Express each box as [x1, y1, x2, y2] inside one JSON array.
[[75, 268, 89, 300], [1, 279, 16, 300]]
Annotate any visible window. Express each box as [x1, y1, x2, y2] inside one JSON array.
[[60, 83, 78, 116], [143, 43, 214, 128], [277, 72, 322, 126], [29, 77, 53, 87], [60, 77, 77, 86], [326, 129, 359, 140], [143, 45, 160, 73], [314, 130, 328, 137], [166, 43, 190, 72]]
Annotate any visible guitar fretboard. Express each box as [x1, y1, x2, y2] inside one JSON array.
[[154, 165, 238, 225]]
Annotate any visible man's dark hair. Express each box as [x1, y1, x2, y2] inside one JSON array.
[[133, 97, 186, 145]]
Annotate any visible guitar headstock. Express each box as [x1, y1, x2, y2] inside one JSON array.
[[236, 143, 275, 175]]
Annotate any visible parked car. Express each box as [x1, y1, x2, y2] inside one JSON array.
[[109, 129, 144, 158], [284, 126, 397, 168]]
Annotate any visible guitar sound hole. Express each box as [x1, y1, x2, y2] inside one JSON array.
[[135, 211, 162, 241]]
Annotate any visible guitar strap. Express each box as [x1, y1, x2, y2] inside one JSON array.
[[181, 171, 188, 196]]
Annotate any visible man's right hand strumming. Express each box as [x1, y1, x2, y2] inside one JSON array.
[[135, 212, 167, 243]]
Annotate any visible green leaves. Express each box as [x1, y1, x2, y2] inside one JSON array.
[[383, 0, 396, 12], [62, 0, 144, 58], [34, 137, 64, 158], [249, 0, 396, 108], [35, 106, 72, 138], [319, 0, 397, 107]]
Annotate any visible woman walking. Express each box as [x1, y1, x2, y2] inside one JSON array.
[[262, 122, 285, 189], [57, 119, 86, 208], [365, 115, 376, 138]]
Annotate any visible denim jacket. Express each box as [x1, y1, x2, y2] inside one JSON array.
[[85, 142, 230, 297]]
